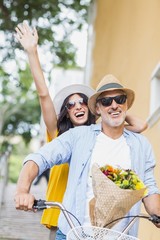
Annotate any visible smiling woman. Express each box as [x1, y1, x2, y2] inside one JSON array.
[[58, 93, 90, 129], [54, 87, 96, 136]]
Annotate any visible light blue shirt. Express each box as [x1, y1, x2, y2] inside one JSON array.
[[24, 123, 159, 237]]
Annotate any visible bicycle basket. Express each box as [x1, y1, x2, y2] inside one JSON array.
[[67, 226, 140, 240]]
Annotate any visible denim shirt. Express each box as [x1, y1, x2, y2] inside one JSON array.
[[24, 123, 159, 237]]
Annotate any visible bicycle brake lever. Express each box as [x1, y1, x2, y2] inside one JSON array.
[[149, 215, 160, 224], [33, 199, 47, 210]]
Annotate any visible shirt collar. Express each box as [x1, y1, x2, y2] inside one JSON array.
[[92, 123, 132, 137]]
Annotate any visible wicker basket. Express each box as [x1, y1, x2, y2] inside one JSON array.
[[67, 226, 140, 240]]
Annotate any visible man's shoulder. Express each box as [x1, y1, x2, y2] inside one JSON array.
[[124, 129, 150, 143]]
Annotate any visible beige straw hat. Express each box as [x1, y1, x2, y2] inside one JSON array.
[[88, 74, 135, 116], [53, 84, 95, 115]]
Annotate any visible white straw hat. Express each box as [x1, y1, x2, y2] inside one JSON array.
[[54, 84, 95, 115]]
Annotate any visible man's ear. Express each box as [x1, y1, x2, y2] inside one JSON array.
[[95, 104, 101, 116]]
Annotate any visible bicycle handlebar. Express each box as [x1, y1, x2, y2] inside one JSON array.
[[33, 199, 160, 225], [149, 214, 160, 224], [33, 199, 46, 210], [33, 199, 76, 229]]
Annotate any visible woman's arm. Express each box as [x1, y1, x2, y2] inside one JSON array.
[[15, 22, 57, 139], [125, 113, 148, 133]]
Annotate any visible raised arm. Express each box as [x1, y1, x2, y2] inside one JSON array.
[[15, 22, 57, 139], [124, 113, 148, 133]]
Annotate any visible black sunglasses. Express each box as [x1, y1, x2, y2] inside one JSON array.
[[65, 98, 87, 110], [96, 95, 127, 107]]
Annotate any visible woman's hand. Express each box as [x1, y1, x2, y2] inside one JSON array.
[[15, 21, 38, 52], [125, 113, 148, 133]]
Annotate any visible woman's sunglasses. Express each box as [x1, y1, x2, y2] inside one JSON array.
[[65, 98, 87, 110], [96, 95, 127, 107]]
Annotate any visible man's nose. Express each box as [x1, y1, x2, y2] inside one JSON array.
[[111, 99, 118, 108]]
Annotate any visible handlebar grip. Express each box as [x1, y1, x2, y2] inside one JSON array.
[[33, 199, 47, 210], [149, 215, 160, 224]]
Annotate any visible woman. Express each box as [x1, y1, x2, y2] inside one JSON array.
[[15, 22, 148, 239]]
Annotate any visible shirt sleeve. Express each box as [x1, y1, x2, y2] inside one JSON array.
[[23, 130, 73, 176], [143, 137, 160, 196]]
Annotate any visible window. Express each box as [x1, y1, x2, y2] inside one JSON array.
[[147, 63, 160, 127]]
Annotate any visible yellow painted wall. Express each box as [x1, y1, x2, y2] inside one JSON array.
[[89, 0, 160, 239]]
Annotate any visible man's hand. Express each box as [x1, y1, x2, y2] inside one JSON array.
[[14, 160, 39, 211], [143, 194, 160, 228], [14, 192, 36, 212]]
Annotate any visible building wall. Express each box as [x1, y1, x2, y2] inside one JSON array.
[[87, 0, 160, 239]]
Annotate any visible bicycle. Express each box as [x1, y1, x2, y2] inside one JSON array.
[[33, 199, 160, 240]]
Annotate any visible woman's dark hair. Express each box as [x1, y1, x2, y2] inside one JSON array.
[[57, 93, 96, 136]]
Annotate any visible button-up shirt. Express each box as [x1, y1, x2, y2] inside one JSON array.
[[24, 123, 159, 237]]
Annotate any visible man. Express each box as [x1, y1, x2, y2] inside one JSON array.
[[14, 74, 160, 239]]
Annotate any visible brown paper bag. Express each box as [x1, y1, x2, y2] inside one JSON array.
[[89, 164, 146, 228]]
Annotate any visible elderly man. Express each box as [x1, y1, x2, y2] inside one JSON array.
[[14, 74, 160, 239]]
